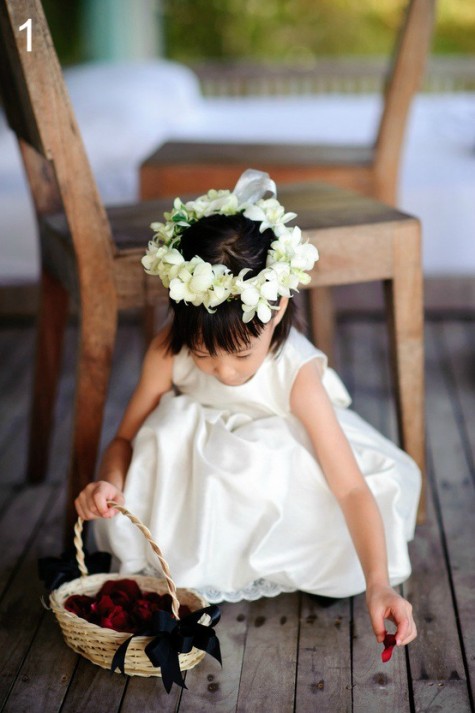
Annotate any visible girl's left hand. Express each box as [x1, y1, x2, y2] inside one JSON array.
[[366, 583, 417, 647]]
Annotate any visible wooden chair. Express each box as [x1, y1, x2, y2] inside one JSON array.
[[141, 0, 435, 206], [139, 0, 435, 356], [0, 0, 172, 536]]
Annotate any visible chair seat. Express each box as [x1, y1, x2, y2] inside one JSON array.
[[42, 182, 401, 255], [42, 199, 174, 251], [148, 140, 375, 168]]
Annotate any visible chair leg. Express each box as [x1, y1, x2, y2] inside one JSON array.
[[383, 222, 426, 524], [26, 271, 69, 483], [308, 286, 335, 365], [64, 298, 118, 540]]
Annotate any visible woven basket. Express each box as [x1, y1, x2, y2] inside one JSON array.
[[49, 502, 208, 677]]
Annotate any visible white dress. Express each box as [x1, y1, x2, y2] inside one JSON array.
[[95, 328, 421, 603]]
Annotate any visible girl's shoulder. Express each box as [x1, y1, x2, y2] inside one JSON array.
[[279, 327, 327, 374], [280, 329, 352, 410], [140, 326, 174, 385], [269, 328, 327, 408]]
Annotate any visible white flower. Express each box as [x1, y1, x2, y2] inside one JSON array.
[[242, 298, 272, 324], [268, 262, 298, 296], [168, 277, 189, 303], [205, 190, 239, 216], [243, 198, 296, 233], [183, 189, 239, 220], [240, 284, 260, 308], [189, 262, 215, 294], [141, 243, 169, 274], [291, 243, 319, 271], [150, 221, 177, 242]]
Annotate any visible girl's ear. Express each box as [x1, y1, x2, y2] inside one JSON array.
[[273, 297, 289, 327]]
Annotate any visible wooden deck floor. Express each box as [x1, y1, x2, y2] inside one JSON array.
[[0, 313, 474, 713]]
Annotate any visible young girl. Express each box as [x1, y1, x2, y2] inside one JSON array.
[[75, 170, 420, 649]]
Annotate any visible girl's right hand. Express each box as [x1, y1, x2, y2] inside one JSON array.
[[74, 481, 125, 520]]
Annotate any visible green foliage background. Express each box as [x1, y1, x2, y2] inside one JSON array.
[[163, 0, 475, 61], [43, 0, 475, 66]]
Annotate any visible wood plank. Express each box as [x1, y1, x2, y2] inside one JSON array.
[[175, 600, 250, 713], [295, 595, 352, 713], [0, 483, 57, 599], [0, 325, 35, 381], [0, 421, 31, 487], [338, 319, 396, 439], [0, 486, 16, 518], [0, 485, 66, 708], [403, 486, 471, 711], [58, 657, 127, 713], [440, 320, 475, 478], [2, 604, 78, 713], [0, 323, 76, 488], [0, 327, 34, 458], [45, 325, 77, 475], [412, 679, 473, 712], [120, 671, 183, 713], [420, 321, 475, 708], [235, 593, 299, 713]]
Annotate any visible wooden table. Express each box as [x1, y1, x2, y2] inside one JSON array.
[[138, 164, 426, 520]]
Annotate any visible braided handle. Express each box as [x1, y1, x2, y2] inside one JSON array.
[[73, 501, 181, 620]]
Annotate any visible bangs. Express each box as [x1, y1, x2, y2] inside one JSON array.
[[168, 299, 266, 356]]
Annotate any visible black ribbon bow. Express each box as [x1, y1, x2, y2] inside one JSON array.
[[111, 605, 222, 692], [38, 548, 112, 592]]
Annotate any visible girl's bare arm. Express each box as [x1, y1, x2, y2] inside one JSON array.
[[75, 327, 174, 519], [290, 358, 416, 646]]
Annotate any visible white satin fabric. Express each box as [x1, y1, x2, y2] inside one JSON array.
[[95, 328, 421, 602]]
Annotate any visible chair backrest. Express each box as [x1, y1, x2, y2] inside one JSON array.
[[0, 0, 116, 301], [374, 0, 436, 202]]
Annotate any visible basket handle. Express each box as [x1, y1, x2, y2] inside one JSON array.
[[74, 501, 181, 620]]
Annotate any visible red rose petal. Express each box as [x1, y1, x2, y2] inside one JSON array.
[[381, 632, 397, 662], [64, 594, 95, 621], [133, 598, 154, 624], [91, 594, 115, 617], [101, 604, 136, 632], [96, 579, 142, 608]]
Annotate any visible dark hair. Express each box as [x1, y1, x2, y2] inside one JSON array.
[[165, 213, 299, 356]]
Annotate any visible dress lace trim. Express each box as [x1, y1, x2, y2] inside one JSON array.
[[140, 566, 296, 603]]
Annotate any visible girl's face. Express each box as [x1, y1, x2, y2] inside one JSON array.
[[190, 300, 287, 387]]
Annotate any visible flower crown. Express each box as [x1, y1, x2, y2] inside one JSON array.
[[142, 169, 319, 323]]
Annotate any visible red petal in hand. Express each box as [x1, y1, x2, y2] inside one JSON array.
[[381, 632, 397, 662]]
